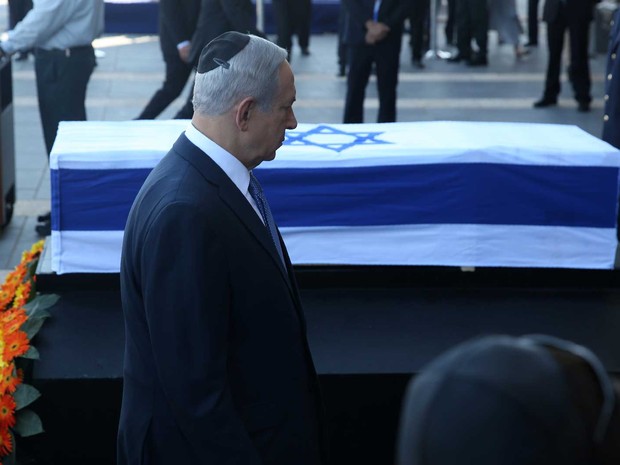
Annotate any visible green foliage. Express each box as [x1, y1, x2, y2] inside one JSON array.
[[13, 384, 41, 411], [14, 409, 44, 437]]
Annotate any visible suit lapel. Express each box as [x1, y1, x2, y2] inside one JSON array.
[[172, 135, 293, 291]]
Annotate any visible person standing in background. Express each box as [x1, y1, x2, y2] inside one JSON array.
[[342, 0, 411, 123], [447, 0, 489, 66], [533, 0, 598, 112], [272, 0, 312, 61], [337, 3, 348, 76], [527, 0, 539, 46], [136, 0, 200, 120], [602, 9, 620, 149], [174, 0, 266, 119], [444, 0, 456, 46], [409, 0, 429, 69], [489, 0, 529, 59], [7, 0, 32, 60], [0, 0, 104, 236]]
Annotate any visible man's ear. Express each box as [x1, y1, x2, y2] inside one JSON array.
[[235, 97, 255, 131]]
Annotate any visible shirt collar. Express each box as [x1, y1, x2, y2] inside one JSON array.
[[184, 123, 251, 195]]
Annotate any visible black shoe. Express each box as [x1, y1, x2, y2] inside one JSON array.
[[35, 220, 51, 237], [467, 55, 488, 66], [525, 41, 538, 47], [533, 97, 558, 108], [37, 211, 51, 222], [412, 58, 425, 69], [577, 101, 591, 112], [301, 48, 310, 56]]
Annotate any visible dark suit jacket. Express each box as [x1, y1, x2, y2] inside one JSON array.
[[188, 0, 265, 65], [117, 134, 325, 465], [341, 0, 410, 45], [159, 0, 200, 59]]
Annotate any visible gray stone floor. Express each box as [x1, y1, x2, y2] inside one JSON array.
[[0, 0, 611, 276]]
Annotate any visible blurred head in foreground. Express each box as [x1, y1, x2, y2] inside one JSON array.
[[397, 335, 620, 465]]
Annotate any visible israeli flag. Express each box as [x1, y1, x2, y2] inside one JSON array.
[[50, 121, 620, 274]]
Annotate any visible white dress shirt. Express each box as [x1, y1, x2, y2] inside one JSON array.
[[184, 123, 264, 224], [2, 0, 104, 54]]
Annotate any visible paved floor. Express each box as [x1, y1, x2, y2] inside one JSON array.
[[0, 0, 612, 276]]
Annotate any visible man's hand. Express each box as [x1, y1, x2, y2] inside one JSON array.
[[364, 20, 390, 45], [178, 42, 191, 63]]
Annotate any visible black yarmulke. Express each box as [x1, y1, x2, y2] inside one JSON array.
[[197, 31, 251, 73]]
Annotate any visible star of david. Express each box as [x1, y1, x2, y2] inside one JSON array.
[[283, 124, 392, 153]]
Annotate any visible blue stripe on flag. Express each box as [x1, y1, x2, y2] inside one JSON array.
[[256, 163, 619, 228], [52, 163, 619, 231], [52, 168, 152, 231]]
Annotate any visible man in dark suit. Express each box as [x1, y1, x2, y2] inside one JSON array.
[[408, 0, 429, 68], [117, 32, 326, 465], [175, 0, 266, 118], [136, 0, 200, 119], [272, 0, 312, 60], [533, 0, 598, 112], [446, 0, 489, 66], [527, 0, 539, 46], [342, 0, 410, 123]]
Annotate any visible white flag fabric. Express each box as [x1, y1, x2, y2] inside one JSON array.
[[49, 120, 620, 274]]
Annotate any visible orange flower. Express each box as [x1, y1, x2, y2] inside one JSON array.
[[19, 241, 43, 266], [1, 308, 26, 326], [0, 290, 12, 313], [3, 331, 29, 361], [0, 364, 21, 395], [3, 264, 26, 288], [12, 281, 32, 309], [0, 424, 12, 456], [0, 395, 16, 429], [29, 240, 44, 256]]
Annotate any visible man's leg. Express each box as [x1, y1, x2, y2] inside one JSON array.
[[35, 46, 96, 155], [138, 52, 193, 119], [343, 45, 373, 123], [375, 34, 402, 123]]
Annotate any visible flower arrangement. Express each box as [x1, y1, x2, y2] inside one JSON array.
[[0, 241, 57, 464]]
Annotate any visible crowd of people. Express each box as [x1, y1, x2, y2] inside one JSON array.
[[339, 0, 607, 121]]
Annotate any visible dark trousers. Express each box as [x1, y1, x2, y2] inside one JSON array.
[[343, 33, 402, 123], [8, 0, 32, 29], [455, 0, 488, 59], [528, 0, 539, 44], [138, 52, 193, 119], [338, 6, 347, 69], [174, 83, 195, 120], [445, 0, 456, 45], [543, 7, 591, 104], [272, 0, 311, 53], [409, 0, 430, 60], [34, 46, 96, 155]]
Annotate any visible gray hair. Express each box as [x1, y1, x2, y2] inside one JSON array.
[[193, 35, 288, 116]]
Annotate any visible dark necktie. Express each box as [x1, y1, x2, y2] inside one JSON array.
[[248, 173, 285, 266]]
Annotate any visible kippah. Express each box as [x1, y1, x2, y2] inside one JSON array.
[[197, 31, 251, 73]]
